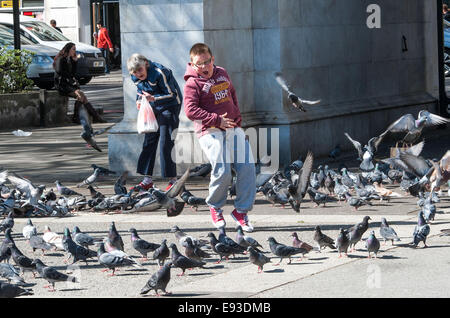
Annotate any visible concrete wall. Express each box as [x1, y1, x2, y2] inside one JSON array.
[[112, 0, 440, 176]]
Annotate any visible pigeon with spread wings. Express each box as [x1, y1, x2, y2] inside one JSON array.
[[275, 73, 320, 112]]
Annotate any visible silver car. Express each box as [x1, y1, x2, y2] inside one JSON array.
[[0, 24, 59, 89]]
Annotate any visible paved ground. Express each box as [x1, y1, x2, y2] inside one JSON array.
[[1, 72, 450, 300]]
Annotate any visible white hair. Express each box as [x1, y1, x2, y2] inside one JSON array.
[[127, 53, 148, 74]]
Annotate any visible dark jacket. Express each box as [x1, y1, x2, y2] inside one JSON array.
[[131, 61, 182, 124], [54, 56, 79, 95]]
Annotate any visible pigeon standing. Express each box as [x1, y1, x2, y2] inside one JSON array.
[[0, 211, 14, 233], [379, 217, 400, 245], [336, 228, 350, 257], [248, 246, 271, 273], [97, 242, 138, 276], [313, 226, 336, 251], [207, 232, 233, 263], [152, 239, 170, 267], [55, 180, 81, 196], [0, 229, 13, 263], [42, 226, 64, 250], [0, 263, 26, 286], [140, 261, 173, 296], [129, 228, 160, 261], [184, 237, 211, 262], [290, 232, 313, 260], [76, 168, 100, 188], [72, 226, 95, 248], [22, 219, 37, 240], [108, 221, 124, 251], [411, 210, 430, 248], [32, 259, 78, 292], [365, 231, 381, 258], [169, 243, 205, 276], [348, 216, 371, 252], [267, 237, 307, 265], [218, 227, 246, 256], [10, 245, 36, 277], [180, 188, 206, 211], [63, 228, 97, 265], [170, 225, 208, 249], [0, 282, 33, 298], [235, 226, 263, 251], [28, 234, 53, 255]]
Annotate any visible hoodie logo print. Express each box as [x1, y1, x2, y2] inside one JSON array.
[[211, 81, 231, 104]]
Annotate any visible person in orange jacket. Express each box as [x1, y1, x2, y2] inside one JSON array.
[[96, 21, 114, 73]]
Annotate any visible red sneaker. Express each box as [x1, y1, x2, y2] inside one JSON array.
[[165, 181, 175, 191], [131, 181, 153, 192], [209, 207, 226, 229], [231, 209, 254, 232]]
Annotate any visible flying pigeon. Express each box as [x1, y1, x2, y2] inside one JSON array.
[[274, 72, 321, 111], [79, 104, 102, 152], [76, 168, 100, 188], [140, 261, 173, 296], [114, 171, 128, 195]]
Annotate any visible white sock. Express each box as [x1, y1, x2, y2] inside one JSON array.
[[143, 176, 152, 185]]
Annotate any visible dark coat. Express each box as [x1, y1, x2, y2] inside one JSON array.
[[54, 56, 79, 95]]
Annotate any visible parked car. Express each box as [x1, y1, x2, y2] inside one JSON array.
[[0, 13, 105, 85], [0, 23, 59, 89]]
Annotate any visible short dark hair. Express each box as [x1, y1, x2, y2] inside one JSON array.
[[50, 19, 56, 25], [189, 43, 212, 60], [97, 21, 103, 26], [444, 4, 448, 10]]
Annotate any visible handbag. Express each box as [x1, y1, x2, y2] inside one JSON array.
[[137, 95, 159, 134]]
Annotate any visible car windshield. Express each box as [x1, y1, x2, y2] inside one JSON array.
[[0, 24, 35, 46], [21, 21, 70, 41]]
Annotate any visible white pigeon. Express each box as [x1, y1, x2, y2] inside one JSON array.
[[22, 219, 37, 240], [42, 225, 64, 250]]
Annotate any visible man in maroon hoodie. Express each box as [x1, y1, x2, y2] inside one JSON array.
[[183, 43, 256, 232]]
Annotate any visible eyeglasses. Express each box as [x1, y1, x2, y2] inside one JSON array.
[[193, 57, 212, 68]]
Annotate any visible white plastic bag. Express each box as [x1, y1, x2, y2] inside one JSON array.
[[136, 95, 158, 134]]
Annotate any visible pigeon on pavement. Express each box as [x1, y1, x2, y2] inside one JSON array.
[[152, 239, 170, 267], [32, 259, 78, 292], [313, 226, 336, 251], [365, 231, 381, 258], [290, 232, 314, 260], [28, 234, 53, 255], [218, 227, 246, 256], [55, 180, 81, 196], [379, 217, 401, 245], [22, 219, 37, 240], [72, 226, 96, 248], [248, 246, 271, 273], [0, 211, 14, 233], [348, 216, 371, 252], [267, 236, 307, 265], [0, 282, 33, 298], [140, 261, 173, 296], [336, 228, 350, 257], [108, 221, 124, 251], [63, 228, 97, 265], [235, 226, 263, 252], [411, 210, 430, 248], [10, 244, 36, 277], [169, 243, 205, 276], [184, 237, 211, 262], [129, 228, 160, 261], [76, 168, 100, 188], [97, 242, 139, 276], [207, 232, 233, 263], [0, 263, 26, 286]]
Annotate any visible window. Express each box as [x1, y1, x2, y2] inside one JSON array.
[[21, 21, 69, 41]]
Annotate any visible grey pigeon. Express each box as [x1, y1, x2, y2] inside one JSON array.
[[247, 246, 271, 273], [91, 164, 116, 176], [0, 282, 33, 298], [28, 234, 53, 255], [275, 72, 321, 111], [365, 231, 381, 258], [152, 239, 170, 267], [129, 228, 160, 260], [170, 225, 208, 249], [184, 237, 211, 262], [0, 228, 13, 263], [313, 226, 336, 251], [307, 187, 329, 207], [114, 171, 128, 195], [180, 188, 206, 211], [235, 225, 263, 252], [0, 211, 14, 233], [72, 226, 95, 248], [88, 185, 105, 199], [336, 228, 350, 257], [0, 263, 26, 286], [218, 227, 246, 256], [63, 228, 97, 265], [76, 168, 100, 188], [22, 219, 37, 240], [411, 210, 430, 248], [97, 242, 138, 276], [287, 151, 314, 212], [55, 180, 81, 196], [344, 192, 372, 210], [189, 163, 212, 178], [379, 217, 400, 245], [32, 259, 78, 292], [267, 236, 307, 265], [290, 232, 314, 260], [348, 216, 371, 252], [169, 243, 205, 276], [108, 221, 124, 251], [207, 232, 233, 263], [344, 133, 384, 171], [6, 173, 45, 207], [79, 104, 102, 152], [140, 261, 173, 296], [10, 244, 36, 277]]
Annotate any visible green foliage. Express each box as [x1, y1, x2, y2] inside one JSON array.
[[0, 46, 35, 94]]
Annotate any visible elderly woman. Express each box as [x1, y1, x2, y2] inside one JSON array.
[[53, 42, 106, 123], [127, 53, 182, 191]]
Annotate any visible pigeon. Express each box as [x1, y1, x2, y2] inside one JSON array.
[[0, 263, 26, 286], [87, 185, 105, 200], [129, 228, 160, 261], [313, 226, 336, 251], [344, 192, 372, 210], [108, 221, 124, 251], [114, 171, 128, 195], [0, 282, 33, 298], [333, 177, 349, 201], [32, 259, 78, 292], [267, 236, 307, 265], [365, 231, 381, 258], [55, 180, 81, 196], [207, 232, 233, 263], [169, 243, 205, 276], [380, 110, 450, 145], [235, 226, 263, 252], [91, 164, 116, 176], [76, 168, 100, 188], [140, 261, 173, 296], [290, 232, 314, 259], [411, 210, 430, 248], [180, 188, 206, 211], [344, 133, 385, 171], [307, 188, 329, 207], [170, 225, 208, 249], [0, 228, 14, 263], [62, 228, 97, 265], [379, 217, 401, 245], [288, 151, 314, 212], [22, 219, 37, 240], [97, 242, 139, 276], [324, 172, 335, 195], [184, 237, 211, 262], [218, 227, 246, 256], [10, 244, 36, 277], [336, 228, 350, 257], [72, 226, 95, 248], [348, 216, 371, 252], [0, 211, 14, 233], [6, 173, 45, 207], [189, 163, 212, 178], [373, 183, 402, 201], [79, 104, 102, 152], [28, 234, 53, 255], [152, 239, 170, 267], [274, 72, 321, 111], [42, 226, 64, 250], [247, 246, 271, 273]]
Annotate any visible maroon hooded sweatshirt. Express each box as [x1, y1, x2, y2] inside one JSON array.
[[183, 63, 242, 138]]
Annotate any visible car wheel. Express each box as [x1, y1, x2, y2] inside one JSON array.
[[37, 82, 55, 90], [78, 77, 93, 85]]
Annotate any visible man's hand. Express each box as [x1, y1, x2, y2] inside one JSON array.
[[219, 112, 237, 129], [109, 47, 114, 53]]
